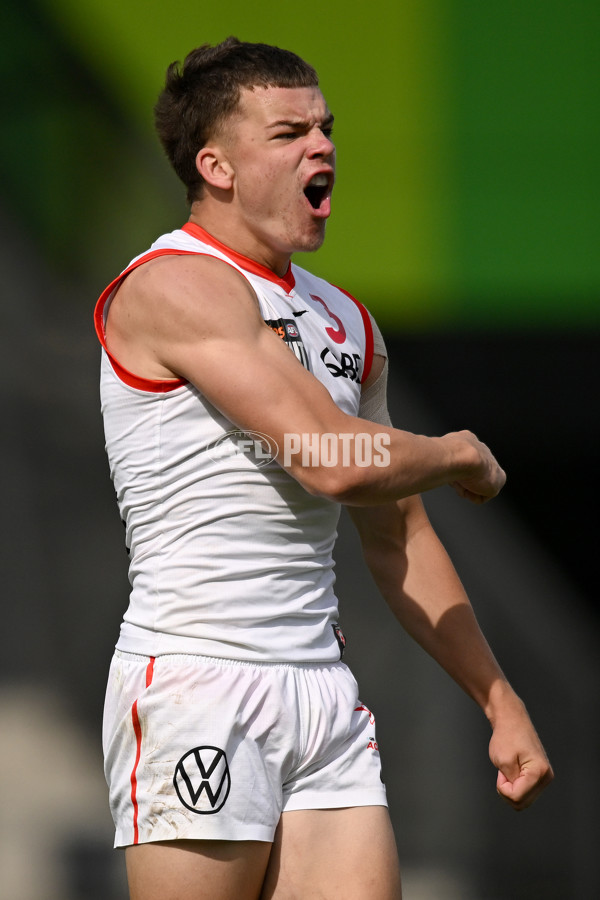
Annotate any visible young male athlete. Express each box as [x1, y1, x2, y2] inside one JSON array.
[[96, 38, 553, 900]]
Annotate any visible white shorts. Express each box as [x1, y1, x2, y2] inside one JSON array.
[[103, 650, 388, 847]]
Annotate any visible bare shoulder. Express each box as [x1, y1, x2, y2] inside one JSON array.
[[116, 253, 260, 334], [106, 253, 263, 380]]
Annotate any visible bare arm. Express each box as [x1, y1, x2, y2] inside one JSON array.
[[349, 498, 554, 810], [106, 254, 505, 506]]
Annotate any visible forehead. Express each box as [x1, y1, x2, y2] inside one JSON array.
[[235, 85, 331, 128]]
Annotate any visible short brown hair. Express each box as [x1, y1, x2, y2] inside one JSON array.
[[154, 37, 319, 204]]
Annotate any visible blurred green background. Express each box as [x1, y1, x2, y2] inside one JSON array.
[[1, 2, 598, 898], [6, 0, 599, 328]]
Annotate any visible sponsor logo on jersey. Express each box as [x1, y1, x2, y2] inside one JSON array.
[[265, 317, 310, 370], [173, 746, 231, 814], [320, 347, 362, 382]]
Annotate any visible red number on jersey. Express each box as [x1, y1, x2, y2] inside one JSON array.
[[310, 294, 347, 344]]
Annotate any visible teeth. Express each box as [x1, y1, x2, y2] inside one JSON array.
[[309, 174, 328, 187]]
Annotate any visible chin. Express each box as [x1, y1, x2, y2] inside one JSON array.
[[295, 224, 327, 254]]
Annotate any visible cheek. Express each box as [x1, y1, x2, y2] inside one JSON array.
[[255, 173, 296, 216], [245, 161, 281, 193]]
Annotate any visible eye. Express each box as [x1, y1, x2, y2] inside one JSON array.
[[322, 127, 334, 139]]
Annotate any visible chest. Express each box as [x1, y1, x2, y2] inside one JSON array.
[[251, 276, 365, 416]]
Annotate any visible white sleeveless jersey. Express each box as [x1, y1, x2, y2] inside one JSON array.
[[95, 223, 374, 662]]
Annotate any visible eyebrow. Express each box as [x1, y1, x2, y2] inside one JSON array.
[[266, 113, 335, 131]]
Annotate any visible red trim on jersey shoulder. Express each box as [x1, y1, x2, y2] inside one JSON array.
[[130, 656, 155, 845], [94, 249, 203, 393], [95, 227, 296, 392], [334, 286, 374, 383], [182, 221, 296, 293]]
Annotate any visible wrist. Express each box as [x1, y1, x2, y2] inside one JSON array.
[[439, 432, 482, 481], [483, 679, 525, 728]]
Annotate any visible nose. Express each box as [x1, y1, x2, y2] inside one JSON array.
[[308, 127, 335, 159]]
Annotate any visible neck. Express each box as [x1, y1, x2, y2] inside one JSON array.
[[188, 204, 291, 278]]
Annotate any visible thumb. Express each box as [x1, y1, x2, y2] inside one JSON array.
[[495, 752, 525, 800], [496, 767, 515, 796], [496, 766, 541, 810]]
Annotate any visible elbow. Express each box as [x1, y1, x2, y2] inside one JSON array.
[[295, 462, 374, 504]]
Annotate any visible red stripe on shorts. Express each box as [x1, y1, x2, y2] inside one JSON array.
[[130, 657, 156, 845]]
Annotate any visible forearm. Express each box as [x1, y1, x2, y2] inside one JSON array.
[[351, 491, 553, 809], [294, 422, 504, 508], [361, 505, 516, 719]]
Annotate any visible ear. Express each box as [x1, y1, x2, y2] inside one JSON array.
[[196, 145, 234, 190]]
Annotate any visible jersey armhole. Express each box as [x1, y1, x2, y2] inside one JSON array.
[[94, 248, 239, 393]]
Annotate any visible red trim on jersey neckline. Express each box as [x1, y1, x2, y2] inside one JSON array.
[[182, 221, 296, 293], [334, 285, 374, 383], [94, 229, 373, 392], [130, 656, 155, 845], [95, 224, 296, 393]]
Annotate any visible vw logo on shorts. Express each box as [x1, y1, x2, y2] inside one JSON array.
[[207, 429, 279, 468], [174, 746, 231, 815]]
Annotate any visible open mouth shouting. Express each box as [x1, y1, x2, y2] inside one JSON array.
[[303, 172, 334, 217]]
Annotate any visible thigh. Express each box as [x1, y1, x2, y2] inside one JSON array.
[[104, 653, 294, 847], [260, 807, 402, 900], [125, 838, 272, 900]]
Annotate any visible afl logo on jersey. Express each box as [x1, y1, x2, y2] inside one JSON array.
[[207, 430, 279, 468], [265, 317, 310, 370], [174, 746, 231, 814]]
